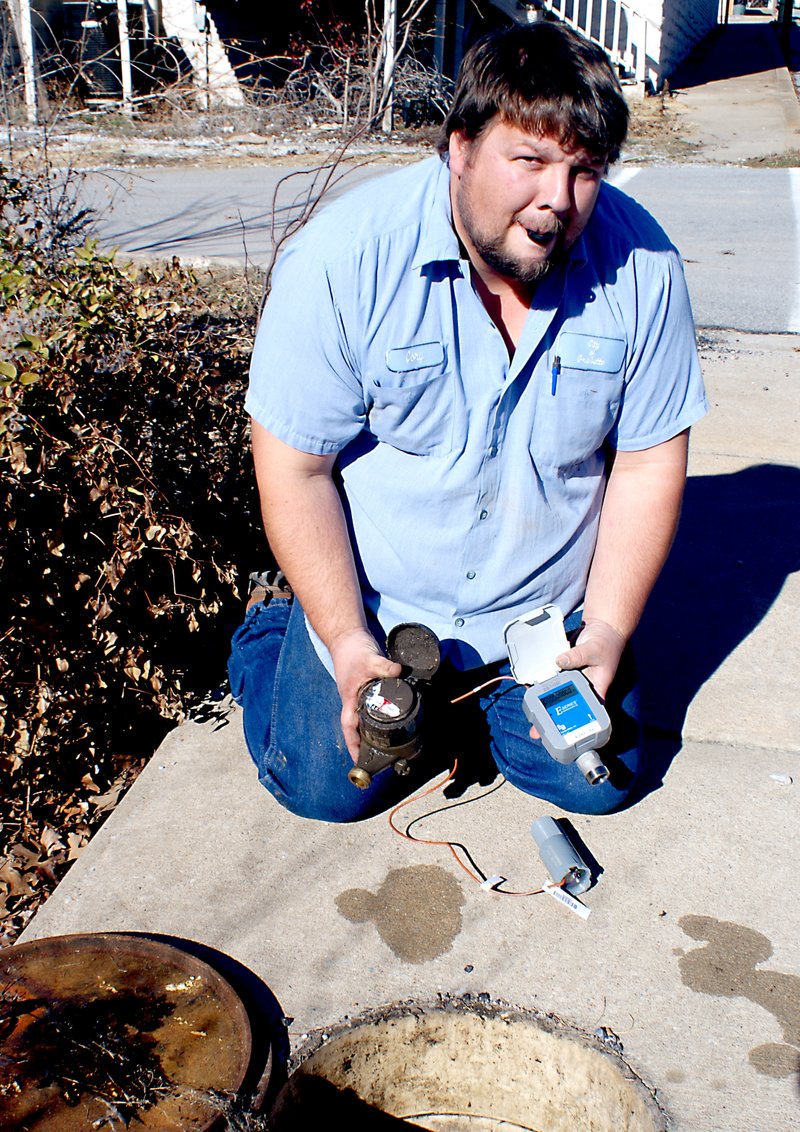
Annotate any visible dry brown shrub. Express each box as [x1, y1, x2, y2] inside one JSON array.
[[0, 164, 265, 941]]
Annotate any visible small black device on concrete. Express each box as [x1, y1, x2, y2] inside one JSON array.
[[504, 604, 612, 786], [349, 623, 441, 790]]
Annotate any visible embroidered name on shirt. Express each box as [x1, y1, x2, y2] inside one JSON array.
[[557, 333, 625, 374], [386, 341, 445, 373]]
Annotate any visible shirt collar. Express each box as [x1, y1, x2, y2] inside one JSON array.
[[411, 157, 462, 270], [567, 182, 610, 270]]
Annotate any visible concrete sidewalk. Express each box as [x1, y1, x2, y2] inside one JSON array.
[[21, 329, 800, 1130], [668, 13, 800, 162]]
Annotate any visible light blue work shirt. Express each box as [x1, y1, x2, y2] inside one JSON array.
[[247, 156, 708, 671]]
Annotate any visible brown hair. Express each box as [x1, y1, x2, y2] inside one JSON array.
[[438, 23, 629, 164]]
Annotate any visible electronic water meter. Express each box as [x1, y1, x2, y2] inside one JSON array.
[[504, 605, 612, 786]]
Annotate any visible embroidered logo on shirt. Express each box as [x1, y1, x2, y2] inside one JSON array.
[[577, 338, 604, 366], [557, 333, 625, 374]]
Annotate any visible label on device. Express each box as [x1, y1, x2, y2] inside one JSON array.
[[539, 681, 601, 745], [521, 669, 611, 762], [543, 883, 591, 919]]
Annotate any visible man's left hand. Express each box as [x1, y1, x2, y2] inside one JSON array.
[[528, 617, 626, 740]]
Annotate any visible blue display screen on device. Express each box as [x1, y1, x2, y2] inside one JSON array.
[[539, 681, 597, 737]]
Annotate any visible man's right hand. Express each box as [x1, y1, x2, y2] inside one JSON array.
[[252, 425, 402, 764], [329, 628, 402, 763]]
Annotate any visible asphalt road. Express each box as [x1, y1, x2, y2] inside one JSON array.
[[614, 165, 800, 336], [81, 161, 800, 334]]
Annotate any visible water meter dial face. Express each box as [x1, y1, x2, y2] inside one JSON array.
[[361, 678, 415, 724]]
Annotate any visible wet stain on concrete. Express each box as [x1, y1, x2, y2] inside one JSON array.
[[336, 865, 464, 964], [749, 1042, 800, 1079], [678, 914, 800, 1079]]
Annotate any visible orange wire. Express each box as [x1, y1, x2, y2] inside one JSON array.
[[387, 759, 562, 897], [449, 674, 518, 704], [388, 762, 478, 879]]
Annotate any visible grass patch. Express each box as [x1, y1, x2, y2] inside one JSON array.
[[743, 148, 800, 167]]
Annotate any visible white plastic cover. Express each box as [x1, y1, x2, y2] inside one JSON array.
[[503, 604, 569, 686]]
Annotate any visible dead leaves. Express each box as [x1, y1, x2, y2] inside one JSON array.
[[38, 825, 65, 856], [0, 763, 142, 944], [1, 165, 261, 946], [89, 779, 127, 816], [0, 828, 80, 942], [0, 858, 35, 898]]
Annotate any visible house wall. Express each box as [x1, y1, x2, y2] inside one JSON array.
[[600, 0, 718, 88], [516, 0, 718, 89], [29, 0, 64, 54], [658, 0, 718, 80]]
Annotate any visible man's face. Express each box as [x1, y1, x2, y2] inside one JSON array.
[[448, 119, 607, 287]]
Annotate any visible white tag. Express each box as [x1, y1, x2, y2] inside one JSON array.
[[480, 874, 505, 891], [544, 882, 591, 919], [364, 684, 402, 718]]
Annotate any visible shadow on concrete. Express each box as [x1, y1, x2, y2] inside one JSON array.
[[669, 21, 786, 88], [634, 463, 800, 794], [89, 190, 291, 257], [786, 20, 800, 72]]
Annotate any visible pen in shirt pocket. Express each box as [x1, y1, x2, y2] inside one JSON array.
[[551, 355, 561, 396]]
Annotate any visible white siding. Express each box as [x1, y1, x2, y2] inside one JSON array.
[[618, 0, 719, 86], [659, 0, 719, 80], [541, 0, 719, 88]]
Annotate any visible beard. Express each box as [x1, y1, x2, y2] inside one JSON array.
[[455, 182, 567, 285], [472, 224, 565, 285]]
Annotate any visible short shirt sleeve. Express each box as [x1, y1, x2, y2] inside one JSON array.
[[246, 239, 365, 456], [610, 247, 708, 451]]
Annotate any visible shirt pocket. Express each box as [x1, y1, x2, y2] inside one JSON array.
[[366, 341, 455, 457], [530, 334, 626, 470]]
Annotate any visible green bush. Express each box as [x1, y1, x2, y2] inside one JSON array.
[[0, 165, 265, 932]]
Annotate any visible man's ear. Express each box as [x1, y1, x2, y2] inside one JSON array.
[[448, 130, 470, 177]]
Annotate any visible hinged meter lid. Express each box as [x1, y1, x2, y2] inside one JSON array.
[[387, 623, 441, 681], [503, 604, 570, 685]]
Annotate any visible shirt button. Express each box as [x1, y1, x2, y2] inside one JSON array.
[[487, 445, 497, 457], [479, 509, 488, 520], [466, 570, 476, 580], [454, 617, 465, 627]]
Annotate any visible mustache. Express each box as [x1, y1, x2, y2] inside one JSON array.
[[517, 215, 566, 239]]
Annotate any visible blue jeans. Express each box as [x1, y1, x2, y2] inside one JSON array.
[[228, 598, 644, 823]]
